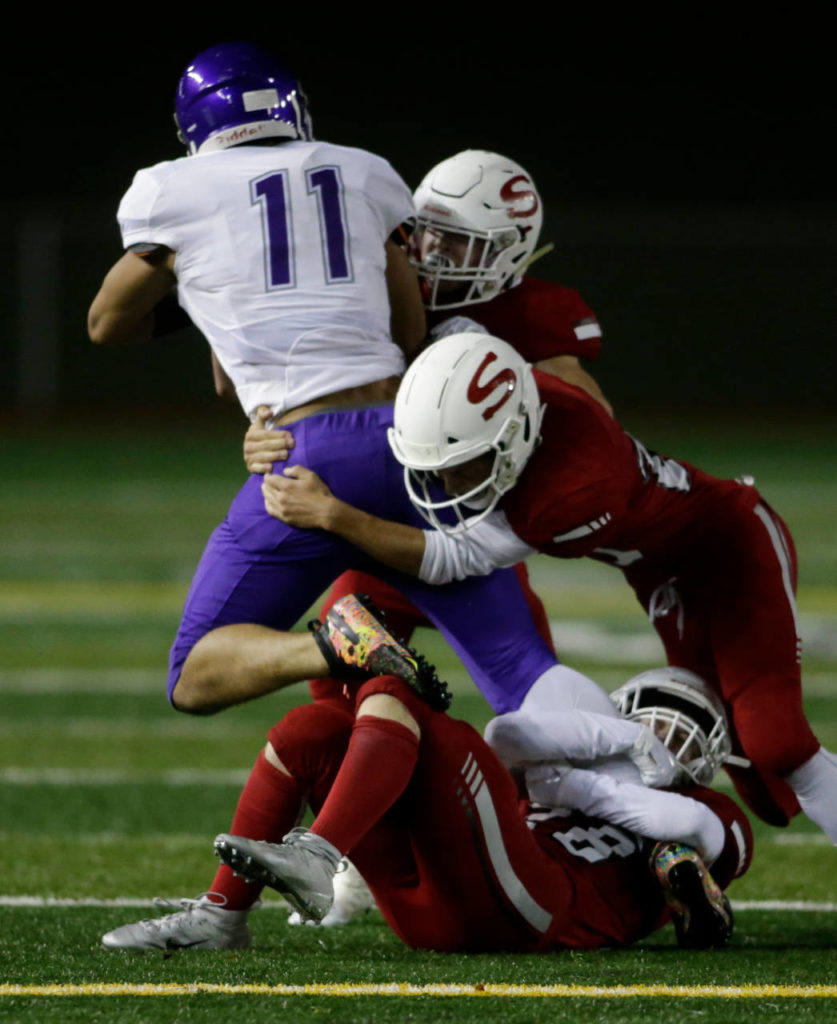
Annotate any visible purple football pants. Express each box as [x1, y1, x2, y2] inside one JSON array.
[[168, 404, 557, 711]]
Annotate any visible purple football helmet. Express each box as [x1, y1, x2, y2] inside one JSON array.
[[174, 42, 313, 155]]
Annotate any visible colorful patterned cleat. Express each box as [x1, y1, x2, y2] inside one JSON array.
[[309, 593, 452, 711], [650, 841, 734, 949]]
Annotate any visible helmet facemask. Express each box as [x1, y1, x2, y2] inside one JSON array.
[[610, 668, 744, 786], [398, 414, 530, 534], [630, 703, 720, 786], [411, 150, 544, 311], [414, 219, 530, 310]]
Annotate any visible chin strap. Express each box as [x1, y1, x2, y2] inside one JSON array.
[[515, 242, 555, 275]]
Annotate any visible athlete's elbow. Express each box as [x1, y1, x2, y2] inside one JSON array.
[[87, 307, 110, 344], [88, 308, 131, 346]]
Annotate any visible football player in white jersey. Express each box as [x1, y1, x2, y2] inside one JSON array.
[[89, 42, 591, 726]]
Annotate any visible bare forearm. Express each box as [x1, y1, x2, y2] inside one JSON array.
[[211, 350, 237, 400], [88, 302, 155, 345], [88, 249, 176, 346], [261, 466, 427, 574], [324, 498, 426, 576], [385, 240, 426, 360]]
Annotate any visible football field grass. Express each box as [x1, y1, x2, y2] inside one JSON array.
[[1, 411, 836, 1023]]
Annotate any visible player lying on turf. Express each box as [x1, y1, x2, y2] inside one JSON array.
[[260, 332, 837, 851], [102, 599, 750, 952], [307, 662, 754, 930], [212, 660, 750, 952]]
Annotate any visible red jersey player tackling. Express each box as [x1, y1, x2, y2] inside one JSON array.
[[242, 150, 610, 676], [262, 331, 837, 854]]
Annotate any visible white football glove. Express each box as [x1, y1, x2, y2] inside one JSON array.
[[630, 725, 679, 787], [428, 315, 488, 341], [524, 762, 572, 807]]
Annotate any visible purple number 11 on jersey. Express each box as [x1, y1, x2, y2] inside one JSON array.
[[252, 166, 354, 290]]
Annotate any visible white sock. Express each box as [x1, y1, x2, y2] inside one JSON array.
[[518, 666, 641, 784], [521, 664, 620, 717], [785, 747, 837, 845]]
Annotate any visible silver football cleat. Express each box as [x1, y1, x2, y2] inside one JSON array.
[[215, 827, 340, 923], [101, 893, 252, 951]]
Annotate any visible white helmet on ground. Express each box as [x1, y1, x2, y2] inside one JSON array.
[[387, 332, 543, 533], [610, 667, 745, 786], [412, 150, 543, 309]]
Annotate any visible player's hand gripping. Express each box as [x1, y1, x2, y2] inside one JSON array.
[[244, 405, 295, 475], [262, 466, 337, 530]]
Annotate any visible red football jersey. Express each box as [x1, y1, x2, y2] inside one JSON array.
[[427, 277, 602, 363], [502, 372, 758, 564], [527, 784, 752, 949]]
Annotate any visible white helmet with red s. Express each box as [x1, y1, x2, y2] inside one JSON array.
[[388, 332, 543, 532], [412, 150, 543, 309]]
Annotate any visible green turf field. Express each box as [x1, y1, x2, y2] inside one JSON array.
[[1, 412, 836, 1023]]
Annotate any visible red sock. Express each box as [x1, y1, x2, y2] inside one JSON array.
[[310, 715, 419, 855], [208, 749, 305, 910]]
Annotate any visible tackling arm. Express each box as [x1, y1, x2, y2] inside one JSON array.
[[527, 767, 725, 864], [262, 468, 533, 582], [261, 466, 427, 575], [88, 248, 177, 345], [485, 708, 677, 787], [535, 355, 613, 416]]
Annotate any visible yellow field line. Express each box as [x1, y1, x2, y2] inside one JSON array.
[[2, 982, 837, 999]]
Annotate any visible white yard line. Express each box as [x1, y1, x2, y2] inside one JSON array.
[[3, 981, 837, 999], [1, 895, 834, 911], [0, 669, 162, 693]]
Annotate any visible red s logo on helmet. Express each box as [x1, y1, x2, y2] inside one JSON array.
[[467, 352, 517, 420], [500, 175, 539, 219]]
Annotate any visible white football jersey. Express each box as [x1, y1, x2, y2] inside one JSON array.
[[118, 141, 414, 418]]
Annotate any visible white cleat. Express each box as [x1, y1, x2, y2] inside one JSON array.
[[320, 857, 377, 926], [288, 857, 377, 927], [101, 893, 252, 951]]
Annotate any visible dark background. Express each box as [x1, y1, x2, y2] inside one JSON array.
[[3, 21, 834, 418]]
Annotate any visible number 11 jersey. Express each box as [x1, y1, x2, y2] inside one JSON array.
[[117, 140, 414, 419]]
